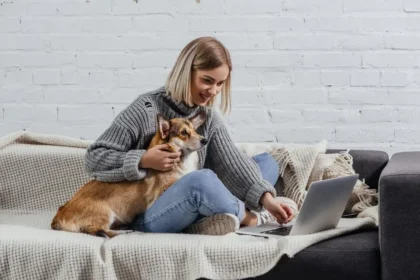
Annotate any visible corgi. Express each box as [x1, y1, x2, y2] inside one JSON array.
[[51, 111, 207, 238]]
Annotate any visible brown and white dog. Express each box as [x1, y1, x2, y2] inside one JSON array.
[[51, 111, 207, 238]]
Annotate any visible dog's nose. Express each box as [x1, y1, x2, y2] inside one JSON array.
[[201, 138, 208, 145]]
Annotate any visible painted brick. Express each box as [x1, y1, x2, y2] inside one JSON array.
[[335, 127, 394, 142], [1, 0, 420, 149], [270, 89, 328, 104], [4, 105, 57, 122], [276, 127, 335, 143], [303, 53, 362, 68], [321, 71, 351, 86], [350, 71, 380, 87], [33, 70, 60, 85], [329, 88, 389, 104], [381, 71, 410, 87]]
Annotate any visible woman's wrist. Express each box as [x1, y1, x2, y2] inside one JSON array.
[[139, 153, 149, 169], [259, 192, 274, 206]]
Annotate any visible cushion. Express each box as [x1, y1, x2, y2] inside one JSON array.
[[306, 152, 378, 215], [250, 229, 380, 280]]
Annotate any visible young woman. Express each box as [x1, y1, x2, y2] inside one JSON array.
[[85, 37, 296, 235]]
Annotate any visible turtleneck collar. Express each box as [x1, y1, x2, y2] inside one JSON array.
[[157, 86, 202, 117]]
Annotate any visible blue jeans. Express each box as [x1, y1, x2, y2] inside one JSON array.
[[131, 152, 279, 233]]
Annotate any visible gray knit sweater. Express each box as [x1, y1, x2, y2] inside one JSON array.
[[84, 87, 276, 210]]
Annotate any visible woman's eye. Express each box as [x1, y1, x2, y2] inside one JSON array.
[[181, 130, 188, 136], [203, 79, 212, 84]]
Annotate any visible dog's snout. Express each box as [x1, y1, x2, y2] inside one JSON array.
[[200, 138, 208, 145]]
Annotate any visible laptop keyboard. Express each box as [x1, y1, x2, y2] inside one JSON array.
[[261, 226, 293, 236]]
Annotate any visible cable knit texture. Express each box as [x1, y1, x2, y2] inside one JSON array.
[[84, 86, 276, 210]]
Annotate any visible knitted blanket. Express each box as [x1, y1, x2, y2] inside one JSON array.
[[0, 132, 378, 280]]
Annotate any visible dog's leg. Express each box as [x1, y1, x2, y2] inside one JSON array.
[[79, 226, 131, 238], [102, 229, 133, 238], [80, 225, 110, 237], [109, 229, 134, 235]]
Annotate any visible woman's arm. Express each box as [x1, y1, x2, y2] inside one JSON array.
[[206, 114, 277, 210], [85, 120, 147, 182]]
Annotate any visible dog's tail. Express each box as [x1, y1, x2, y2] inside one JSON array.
[[50, 204, 84, 234], [51, 205, 66, 230], [50, 219, 62, 230]]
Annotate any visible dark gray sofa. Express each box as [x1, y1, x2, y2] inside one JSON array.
[[379, 152, 420, 280], [243, 149, 420, 280]]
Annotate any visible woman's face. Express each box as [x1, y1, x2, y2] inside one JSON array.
[[190, 64, 230, 107]]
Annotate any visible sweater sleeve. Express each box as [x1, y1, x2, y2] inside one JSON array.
[[206, 120, 277, 211], [84, 121, 147, 182]]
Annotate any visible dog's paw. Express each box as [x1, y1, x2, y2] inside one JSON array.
[[114, 230, 134, 235]]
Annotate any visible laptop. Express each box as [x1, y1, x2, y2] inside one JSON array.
[[236, 174, 359, 237]]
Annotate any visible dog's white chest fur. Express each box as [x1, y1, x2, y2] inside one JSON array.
[[178, 151, 199, 176]]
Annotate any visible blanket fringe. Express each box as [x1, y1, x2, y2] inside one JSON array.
[[327, 152, 378, 214], [271, 148, 306, 208], [270, 148, 292, 177]]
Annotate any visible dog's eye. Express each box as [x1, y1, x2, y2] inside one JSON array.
[[181, 130, 188, 136]]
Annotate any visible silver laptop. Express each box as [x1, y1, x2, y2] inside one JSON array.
[[236, 174, 359, 237]]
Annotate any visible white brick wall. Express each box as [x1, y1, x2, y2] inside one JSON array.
[[2, 0, 420, 154]]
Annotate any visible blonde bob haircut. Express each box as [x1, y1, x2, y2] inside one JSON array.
[[165, 37, 232, 115]]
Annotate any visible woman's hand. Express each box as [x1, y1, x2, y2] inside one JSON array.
[[260, 192, 295, 224], [139, 144, 181, 171]]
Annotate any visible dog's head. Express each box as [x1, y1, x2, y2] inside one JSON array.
[[157, 111, 208, 155]]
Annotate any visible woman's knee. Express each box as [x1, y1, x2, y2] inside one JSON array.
[[185, 169, 219, 188], [180, 169, 228, 197], [253, 152, 279, 185], [167, 169, 221, 197], [188, 169, 217, 179]]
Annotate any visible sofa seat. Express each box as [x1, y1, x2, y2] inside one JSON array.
[[0, 135, 387, 280], [251, 229, 380, 280], [2, 210, 380, 280]]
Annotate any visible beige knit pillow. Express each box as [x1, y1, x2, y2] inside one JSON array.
[[306, 153, 378, 215], [306, 153, 337, 190]]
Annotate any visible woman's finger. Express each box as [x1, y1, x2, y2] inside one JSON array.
[[163, 163, 174, 169], [164, 158, 175, 164], [282, 205, 294, 217], [156, 144, 171, 151], [167, 152, 181, 159], [277, 205, 288, 220]]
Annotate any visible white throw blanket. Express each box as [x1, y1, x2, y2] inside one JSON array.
[[0, 132, 378, 280]]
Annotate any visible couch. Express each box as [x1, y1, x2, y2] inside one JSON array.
[[247, 149, 420, 280], [0, 137, 418, 280]]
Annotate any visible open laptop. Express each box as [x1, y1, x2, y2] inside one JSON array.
[[236, 174, 359, 237]]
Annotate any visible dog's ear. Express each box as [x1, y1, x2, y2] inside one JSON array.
[[157, 114, 170, 139], [189, 111, 207, 129]]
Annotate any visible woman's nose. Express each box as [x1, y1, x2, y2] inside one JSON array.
[[209, 85, 219, 96]]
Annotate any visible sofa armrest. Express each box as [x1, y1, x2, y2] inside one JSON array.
[[379, 152, 420, 280]]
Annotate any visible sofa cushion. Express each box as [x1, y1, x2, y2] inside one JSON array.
[[1, 209, 378, 280], [327, 149, 388, 189], [251, 229, 380, 280], [275, 149, 388, 198]]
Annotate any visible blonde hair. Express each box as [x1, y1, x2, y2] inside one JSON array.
[[165, 37, 232, 114]]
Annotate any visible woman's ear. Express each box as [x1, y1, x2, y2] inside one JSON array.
[[157, 114, 171, 139], [189, 111, 207, 129]]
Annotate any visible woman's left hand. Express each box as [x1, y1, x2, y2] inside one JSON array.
[[260, 192, 295, 224]]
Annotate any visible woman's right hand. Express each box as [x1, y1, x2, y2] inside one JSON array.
[[139, 144, 181, 171]]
